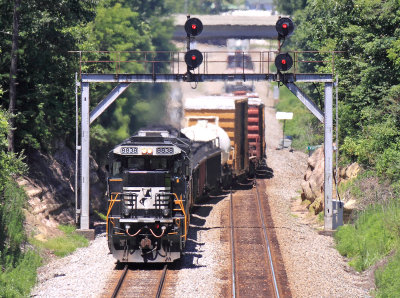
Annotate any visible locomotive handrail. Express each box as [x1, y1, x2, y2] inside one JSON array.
[[123, 192, 138, 216], [171, 193, 188, 241], [106, 192, 121, 237], [152, 192, 188, 240]]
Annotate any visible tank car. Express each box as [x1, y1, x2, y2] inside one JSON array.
[[105, 125, 222, 263], [182, 120, 231, 187]]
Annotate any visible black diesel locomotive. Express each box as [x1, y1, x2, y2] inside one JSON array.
[[106, 126, 222, 263]]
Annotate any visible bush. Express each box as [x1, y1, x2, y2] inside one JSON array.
[[376, 144, 400, 182], [341, 116, 400, 178], [335, 204, 397, 272]]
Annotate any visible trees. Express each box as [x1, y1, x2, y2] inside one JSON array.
[[273, 0, 307, 15], [0, 0, 97, 152], [290, 0, 400, 183], [7, 0, 20, 153], [80, 1, 176, 161]]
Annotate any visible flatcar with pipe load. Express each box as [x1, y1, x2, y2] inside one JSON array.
[[105, 126, 222, 263]]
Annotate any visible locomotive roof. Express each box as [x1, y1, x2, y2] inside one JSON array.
[[112, 125, 191, 154]]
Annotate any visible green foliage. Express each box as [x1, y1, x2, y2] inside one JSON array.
[[163, 0, 244, 14], [31, 224, 89, 257], [0, 250, 42, 297], [0, 0, 177, 158], [0, 181, 27, 259], [317, 211, 324, 223], [80, 2, 174, 163], [275, 83, 323, 151], [0, 110, 27, 185], [287, 0, 400, 186], [0, 176, 40, 298], [335, 204, 397, 272], [273, 0, 307, 15], [341, 114, 400, 182], [0, 0, 97, 151], [0, 110, 28, 264], [375, 251, 400, 298]]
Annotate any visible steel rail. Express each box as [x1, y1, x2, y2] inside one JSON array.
[[155, 264, 168, 298], [229, 189, 237, 298], [111, 264, 129, 298], [254, 180, 280, 298]]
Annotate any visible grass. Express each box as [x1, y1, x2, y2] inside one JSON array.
[[335, 204, 397, 272], [0, 251, 42, 297], [334, 173, 400, 296], [31, 224, 89, 257], [317, 211, 324, 223], [375, 250, 400, 297]]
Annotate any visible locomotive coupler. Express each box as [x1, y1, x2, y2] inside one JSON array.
[[140, 236, 153, 250]]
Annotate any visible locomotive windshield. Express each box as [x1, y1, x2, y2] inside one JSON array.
[[127, 157, 168, 171], [111, 156, 183, 176]]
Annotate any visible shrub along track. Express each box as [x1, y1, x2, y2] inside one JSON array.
[[229, 178, 291, 297]]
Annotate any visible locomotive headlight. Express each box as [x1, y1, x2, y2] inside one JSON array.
[[141, 148, 153, 155], [163, 208, 170, 217]]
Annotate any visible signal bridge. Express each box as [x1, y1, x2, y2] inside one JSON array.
[[74, 17, 340, 238]]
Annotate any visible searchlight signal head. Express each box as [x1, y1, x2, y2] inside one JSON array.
[[276, 17, 294, 38], [275, 53, 293, 72], [185, 18, 203, 36], [185, 49, 203, 70]]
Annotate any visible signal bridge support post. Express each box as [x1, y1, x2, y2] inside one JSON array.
[[324, 82, 334, 230], [284, 76, 334, 231], [80, 82, 91, 232]]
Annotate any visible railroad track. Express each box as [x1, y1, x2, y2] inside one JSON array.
[[104, 264, 170, 298], [229, 179, 291, 297]]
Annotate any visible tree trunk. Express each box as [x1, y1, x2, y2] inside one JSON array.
[[8, 0, 20, 152]]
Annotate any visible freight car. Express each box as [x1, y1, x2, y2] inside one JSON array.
[[183, 95, 249, 185], [105, 126, 222, 263], [231, 91, 267, 176]]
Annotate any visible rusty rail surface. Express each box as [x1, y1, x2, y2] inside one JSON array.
[[111, 264, 128, 298], [229, 179, 291, 297]]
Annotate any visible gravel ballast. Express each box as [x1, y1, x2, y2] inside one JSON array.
[[31, 230, 115, 297]]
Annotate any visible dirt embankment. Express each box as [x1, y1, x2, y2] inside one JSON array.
[[19, 142, 106, 240]]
